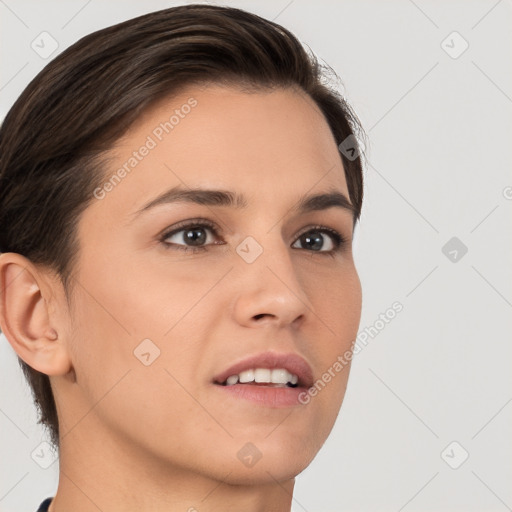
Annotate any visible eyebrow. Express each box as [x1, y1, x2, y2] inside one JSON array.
[[130, 185, 357, 219]]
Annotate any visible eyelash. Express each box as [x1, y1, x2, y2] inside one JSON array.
[[159, 218, 347, 257]]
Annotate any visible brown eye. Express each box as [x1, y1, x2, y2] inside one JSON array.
[[160, 220, 346, 255], [159, 219, 224, 253]]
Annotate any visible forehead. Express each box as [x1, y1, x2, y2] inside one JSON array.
[[90, 84, 350, 221]]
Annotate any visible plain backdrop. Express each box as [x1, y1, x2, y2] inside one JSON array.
[[1, 1, 511, 511]]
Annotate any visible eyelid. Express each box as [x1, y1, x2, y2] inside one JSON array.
[[294, 224, 345, 241], [159, 217, 349, 253]]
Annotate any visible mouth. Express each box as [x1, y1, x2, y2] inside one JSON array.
[[212, 351, 314, 407], [215, 368, 300, 388]]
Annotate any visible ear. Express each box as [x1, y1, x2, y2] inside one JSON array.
[[0, 252, 73, 376]]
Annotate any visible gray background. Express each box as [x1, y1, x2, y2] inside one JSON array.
[[1, 1, 511, 511]]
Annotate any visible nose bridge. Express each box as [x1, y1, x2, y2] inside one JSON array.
[[232, 229, 311, 325], [235, 229, 295, 281]]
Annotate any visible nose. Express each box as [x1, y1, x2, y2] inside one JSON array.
[[231, 236, 312, 329]]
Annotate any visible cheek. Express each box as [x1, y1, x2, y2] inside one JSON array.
[[66, 254, 214, 408], [74, 253, 210, 343], [309, 264, 362, 349], [303, 266, 362, 409], [65, 284, 211, 455]]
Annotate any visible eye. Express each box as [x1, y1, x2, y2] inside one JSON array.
[[160, 219, 222, 253], [159, 219, 347, 255], [291, 226, 346, 254]]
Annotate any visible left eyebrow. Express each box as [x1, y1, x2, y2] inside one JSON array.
[[130, 185, 357, 219]]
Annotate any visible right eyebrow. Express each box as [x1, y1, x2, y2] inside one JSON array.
[[130, 185, 357, 220]]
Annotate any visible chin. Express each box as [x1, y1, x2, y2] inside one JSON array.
[[217, 432, 320, 485], [220, 455, 314, 486]]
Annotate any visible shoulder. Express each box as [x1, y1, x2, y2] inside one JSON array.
[[36, 497, 53, 512]]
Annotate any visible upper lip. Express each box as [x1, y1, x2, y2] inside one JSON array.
[[212, 350, 314, 388]]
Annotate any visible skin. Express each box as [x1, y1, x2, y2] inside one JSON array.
[[0, 84, 362, 512]]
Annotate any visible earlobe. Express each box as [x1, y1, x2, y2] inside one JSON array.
[[0, 252, 72, 376]]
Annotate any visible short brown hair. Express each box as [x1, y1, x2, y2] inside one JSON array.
[[0, 3, 365, 451]]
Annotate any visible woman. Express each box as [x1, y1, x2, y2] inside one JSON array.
[[0, 4, 365, 511]]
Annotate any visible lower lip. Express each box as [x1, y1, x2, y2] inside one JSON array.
[[214, 383, 306, 407]]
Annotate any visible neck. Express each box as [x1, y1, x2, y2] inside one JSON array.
[[48, 420, 295, 512]]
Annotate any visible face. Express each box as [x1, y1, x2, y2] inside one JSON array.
[[57, 84, 362, 484]]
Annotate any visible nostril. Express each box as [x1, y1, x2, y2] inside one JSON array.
[[253, 313, 278, 321]]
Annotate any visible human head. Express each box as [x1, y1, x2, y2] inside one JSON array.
[[0, 3, 364, 480]]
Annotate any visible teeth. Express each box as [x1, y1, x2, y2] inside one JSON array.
[[222, 368, 299, 386], [271, 368, 289, 383], [239, 369, 254, 383], [226, 375, 239, 385], [254, 368, 271, 383]]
